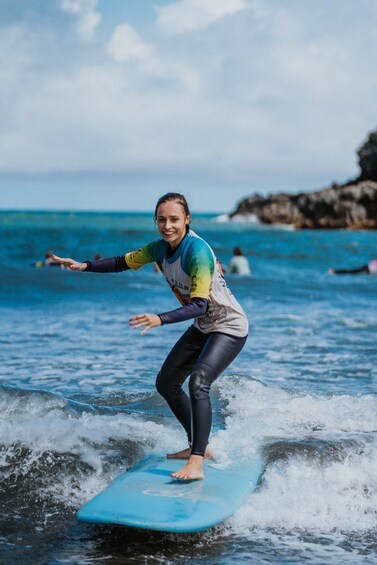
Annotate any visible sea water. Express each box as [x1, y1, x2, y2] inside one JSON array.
[[0, 210, 376, 564]]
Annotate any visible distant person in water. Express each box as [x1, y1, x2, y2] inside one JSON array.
[[34, 251, 64, 268], [51, 193, 248, 481], [329, 260, 377, 275], [229, 246, 251, 276]]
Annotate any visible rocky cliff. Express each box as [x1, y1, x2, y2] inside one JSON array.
[[230, 129, 377, 229]]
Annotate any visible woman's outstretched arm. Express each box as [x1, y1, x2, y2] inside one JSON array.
[[52, 254, 130, 273]]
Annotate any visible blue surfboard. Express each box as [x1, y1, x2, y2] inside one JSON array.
[[77, 454, 263, 533]]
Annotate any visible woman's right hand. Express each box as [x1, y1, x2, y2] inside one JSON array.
[[52, 254, 87, 271]]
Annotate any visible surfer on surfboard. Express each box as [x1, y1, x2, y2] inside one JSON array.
[[52, 193, 248, 481]]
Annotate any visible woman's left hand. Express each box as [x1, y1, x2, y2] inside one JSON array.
[[129, 314, 162, 334]]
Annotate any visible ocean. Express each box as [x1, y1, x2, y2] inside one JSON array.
[[0, 210, 376, 564]]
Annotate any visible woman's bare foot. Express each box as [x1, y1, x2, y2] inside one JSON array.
[[170, 455, 204, 481], [167, 446, 213, 460]]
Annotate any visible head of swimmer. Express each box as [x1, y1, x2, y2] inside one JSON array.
[[154, 193, 191, 249]]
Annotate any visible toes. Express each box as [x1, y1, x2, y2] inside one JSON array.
[[171, 470, 190, 480], [171, 469, 203, 481]]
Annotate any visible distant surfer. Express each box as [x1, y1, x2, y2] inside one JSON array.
[[34, 250, 65, 268], [52, 193, 248, 481], [329, 260, 377, 275], [228, 246, 251, 275]]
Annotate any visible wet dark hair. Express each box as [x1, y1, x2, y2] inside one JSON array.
[[154, 193, 191, 232], [234, 246, 243, 256]]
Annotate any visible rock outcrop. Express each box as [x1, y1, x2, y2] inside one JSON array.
[[357, 129, 377, 182], [230, 129, 377, 229]]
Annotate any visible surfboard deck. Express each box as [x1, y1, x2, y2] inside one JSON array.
[[77, 454, 263, 533]]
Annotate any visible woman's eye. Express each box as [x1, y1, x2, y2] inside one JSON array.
[[157, 217, 181, 223]]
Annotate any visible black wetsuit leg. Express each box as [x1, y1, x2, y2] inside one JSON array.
[[156, 327, 207, 445], [156, 326, 247, 456], [333, 265, 369, 274]]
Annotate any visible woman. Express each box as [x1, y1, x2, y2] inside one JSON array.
[[53, 193, 248, 481]]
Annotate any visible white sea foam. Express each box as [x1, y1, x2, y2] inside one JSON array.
[[212, 376, 377, 534], [214, 214, 230, 223], [231, 445, 377, 532], [342, 318, 372, 329], [217, 377, 377, 439], [230, 214, 260, 224], [265, 349, 291, 362], [0, 392, 183, 506], [270, 314, 303, 321]]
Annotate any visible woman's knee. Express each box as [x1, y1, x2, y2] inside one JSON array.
[[189, 365, 214, 401]]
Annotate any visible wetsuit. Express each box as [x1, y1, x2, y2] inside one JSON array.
[[85, 230, 248, 456], [332, 260, 377, 275]]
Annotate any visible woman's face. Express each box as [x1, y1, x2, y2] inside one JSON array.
[[156, 201, 190, 249]]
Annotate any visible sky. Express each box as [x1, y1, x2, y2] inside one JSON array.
[[1, 0, 377, 213]]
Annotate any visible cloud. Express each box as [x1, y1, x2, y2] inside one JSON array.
[[1, 0, 377, 196], [60, 0, 101, 41], [107, 23, 200, 90], [156, 0, 250, 35], [107, 24, 150, 63], [0, 25, 36, 84]]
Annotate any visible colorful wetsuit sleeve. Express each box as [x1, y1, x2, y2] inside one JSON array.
[[125, 242, 158, 270], [186, 242, 214, 299], [158, 297, 208, 325]]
